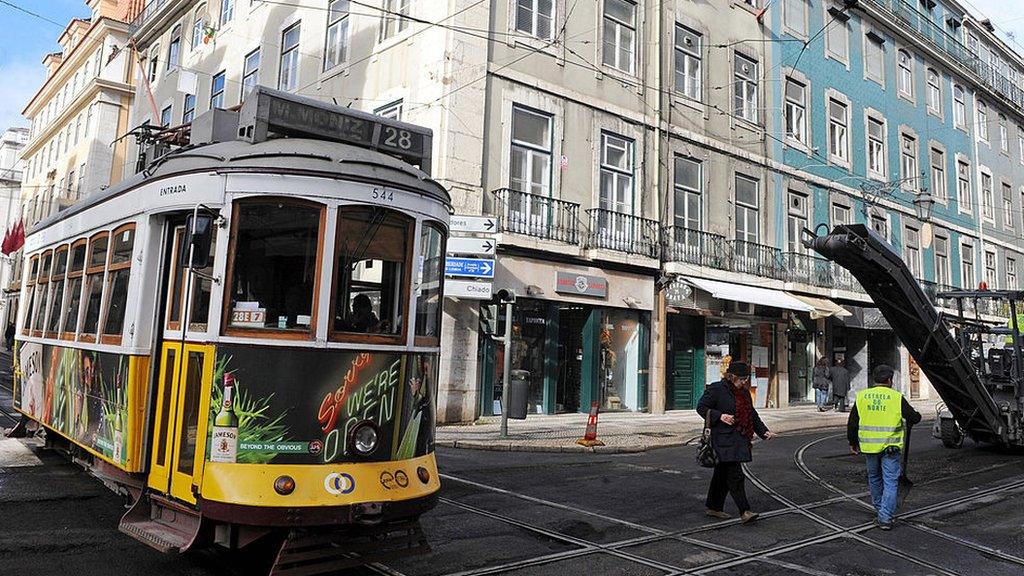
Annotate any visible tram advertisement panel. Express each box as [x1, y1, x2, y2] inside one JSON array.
[[209, 346, 436, 465], [15, 341, 130, 465]]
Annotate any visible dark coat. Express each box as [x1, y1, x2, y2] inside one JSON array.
[[696, 380, 770, 463], [812, 366, 831, 391], [829, 365, 851, 397]]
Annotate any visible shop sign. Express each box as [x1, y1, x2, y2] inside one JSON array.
[[555, 272, 608, 298], [664, 280, 693, 307]]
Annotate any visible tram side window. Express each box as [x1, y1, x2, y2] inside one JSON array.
[[227, 201, 322, 334], [188, 227, 217, 332], [32, 251, 52, 334], [62, 241, 88, 338], [45, 247, 68, 337], [80, 233, 109, 340], [415, 223, 445, 341], [22, 255, 38, 334], [332, 207, 409, 338], [102, 225, 135, 341]]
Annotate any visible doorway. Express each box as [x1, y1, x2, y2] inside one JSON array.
[[556, 305, 588, 413], [667, 314, 705, 410]]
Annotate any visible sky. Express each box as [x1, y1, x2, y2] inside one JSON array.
[[0, 0, 1022, 130]]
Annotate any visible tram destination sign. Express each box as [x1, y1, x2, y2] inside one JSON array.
[[239, 86, 432, 170], [445, 257, 495, 278]]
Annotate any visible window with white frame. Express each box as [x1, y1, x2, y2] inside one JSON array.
[[870, 213, 889, 241], [825, 1, 849, 62], [734, 53, 759, 123], [961, 241, 975, 288], [865, 30, 885, 85], [210, 70, 225, 109], [1019, 128, 1024, 164], [926, 68, 941, 114], [602, 0, 636, 74], [934, 233, 949, 285], [867, 116, 886, 178], [182, 93, 196, 123], [221, 0, 234, 25], [981, 171, 994, 220], [1004, 182, 1014, 229], [984, 249, 998, 289], [734, 174, 759, 246], [957, 160, 971, 213], [904, 225, 921, 278], [167, 25, 181, 71], [785, 77, 807, 144], [242, 48, 260, 97], [379, 0, 410, 42], [674, 24, 702, 100], [324, 0, 350, 71], [828, 98, 849, 163], [784, 0, 808, 37], [599, 132, 634, 215], [832, 203, 851, 226], [787, 191, 808, 253], [374, 99, 403, 120], [900, 133, 918, 190], [278, 23, 301, 91], [1008, 257, 1018, 290], [674, 156, 702, 232], [509, 106, 552, 198], [191, 5, 205, 50], [977, 100, 989, 142], [897, 49, 913, 98], [1000, 114, 1009, 153], [148, 46, 159, 82], [930, 147, 946, 201], [515, 0, 555, 40], [953, 84, 966, 128]]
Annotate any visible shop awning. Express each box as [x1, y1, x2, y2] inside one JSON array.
[[837, 306, 893, 330], [686, 278, 814, 312], [787, 293, 853, 320]]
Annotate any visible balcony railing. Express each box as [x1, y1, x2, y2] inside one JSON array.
[[661, 226, 728, 270], [728, 240, 784, 280], [782, 252, 833, 287], [863, 0, 1024, 112], [585, 209, 660, 258], [129, 0, 174, 33], [490, 188, 580, 244]]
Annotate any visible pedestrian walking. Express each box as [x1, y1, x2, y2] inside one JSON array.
[[813, 357, 832, 411], [830, 357, 851, 412], [4, 323, 14, 351], [847, 365, 922, 530], [696, 362, 777, 524]]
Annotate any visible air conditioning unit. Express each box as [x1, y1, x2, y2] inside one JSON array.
[[734, 301, 755, 315]]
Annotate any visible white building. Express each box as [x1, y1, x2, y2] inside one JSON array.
[[0, 127, 29, 326]]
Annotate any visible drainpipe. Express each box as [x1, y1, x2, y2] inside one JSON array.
[[650, 0, 667, 414]]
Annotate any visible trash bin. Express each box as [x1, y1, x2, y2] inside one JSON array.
[[507, 369, 530, 420]]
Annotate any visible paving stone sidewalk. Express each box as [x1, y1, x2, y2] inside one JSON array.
[[436, 397, 939, 453]]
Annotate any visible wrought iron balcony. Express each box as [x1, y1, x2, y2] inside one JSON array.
[[728, 240, 784, 280], [490, 188, 580, 244], [781, 252, 834, 287], [831, 266, 864, 294], [661, 226, 729, 270], [129, 0, 174, 33], [585, 209, 660, 258]]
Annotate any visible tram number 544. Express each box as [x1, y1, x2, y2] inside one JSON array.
[[371, 188, 394, 202]]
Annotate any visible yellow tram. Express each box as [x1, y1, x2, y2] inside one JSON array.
[[12, 88, 449, 571]]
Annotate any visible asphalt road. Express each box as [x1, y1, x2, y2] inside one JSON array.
[[2, 372, 1024, 575]]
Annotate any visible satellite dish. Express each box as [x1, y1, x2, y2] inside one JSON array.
[[920, 222, 934, 249]]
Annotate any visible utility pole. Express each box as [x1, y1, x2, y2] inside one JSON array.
[[492, 289, 516, 439]]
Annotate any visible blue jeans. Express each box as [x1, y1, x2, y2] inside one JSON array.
[[815, 388, 828, 408], [865, 450, 902, 523]]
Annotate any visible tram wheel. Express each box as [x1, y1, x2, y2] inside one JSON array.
[[939, 418, 964, 449]]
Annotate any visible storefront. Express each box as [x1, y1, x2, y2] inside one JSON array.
[[829, 306, 900, 395], [479, 257, 654, 415]]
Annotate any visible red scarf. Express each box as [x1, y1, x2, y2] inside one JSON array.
[[731, 384, 755, 441]]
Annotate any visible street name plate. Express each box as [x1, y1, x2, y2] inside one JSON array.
[[450, 215, 497, 234], [445, 257, 495, 278], [448, 236, 496, 256], [445, 279, 493, 300]]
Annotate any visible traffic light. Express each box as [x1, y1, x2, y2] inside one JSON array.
[[496, 288, 516, 303], [480, 304, 498, 336]]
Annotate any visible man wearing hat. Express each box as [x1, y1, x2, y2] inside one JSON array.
[[697, 362, 777, 523], [847, 364, 922, 530]]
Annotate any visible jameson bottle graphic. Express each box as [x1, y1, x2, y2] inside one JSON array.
[[211, 372, 239, 463], [112, 386, 123, 464]]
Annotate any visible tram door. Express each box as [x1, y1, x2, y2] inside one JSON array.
[[148, 223, 215, 504]]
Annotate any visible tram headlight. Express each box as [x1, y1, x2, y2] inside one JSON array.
[[351, 421, 380, 455], [274, 475, 296, 495]]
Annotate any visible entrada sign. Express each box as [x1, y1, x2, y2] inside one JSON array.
[[555, 272, 608, 298]]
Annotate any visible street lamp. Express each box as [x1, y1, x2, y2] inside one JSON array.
[[912, 188, 935, 222]]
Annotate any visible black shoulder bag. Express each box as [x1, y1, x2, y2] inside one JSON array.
[[697, 411, 718, 468]]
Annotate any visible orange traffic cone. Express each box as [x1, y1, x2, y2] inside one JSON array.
[[576, 401, 605, 447]]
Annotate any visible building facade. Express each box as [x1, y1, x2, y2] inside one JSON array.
[[119, 0, 1024, 422], [0, 127, 29, 327]]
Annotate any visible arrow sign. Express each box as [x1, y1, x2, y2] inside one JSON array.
[[450, 215, 497, 234], [445, 257, 495, 278], [448, 236, 496, 256]]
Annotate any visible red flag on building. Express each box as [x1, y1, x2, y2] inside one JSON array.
[[10, 219, 24, 253], [1, 227, 10, 255]]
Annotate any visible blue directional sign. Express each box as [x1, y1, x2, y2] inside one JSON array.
[[445, 257, 495, 278]]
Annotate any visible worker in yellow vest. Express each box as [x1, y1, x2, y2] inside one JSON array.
[[1005, 313, 1024, 346], [847, 365, 922, 530]]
